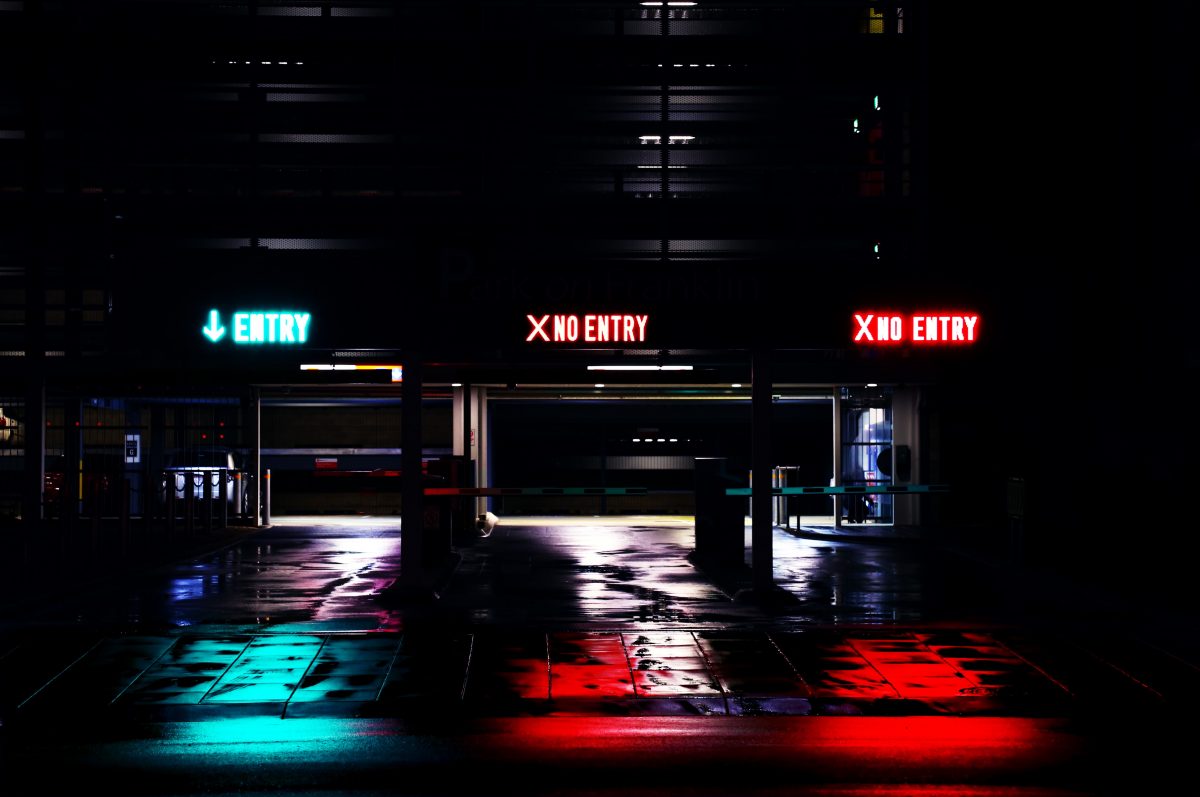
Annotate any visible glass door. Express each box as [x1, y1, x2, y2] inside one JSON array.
[[841, 396, 893, 524]]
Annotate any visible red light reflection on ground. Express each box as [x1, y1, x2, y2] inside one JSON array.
[[849, 638, 973, 698], [551, 666, 634, 698], [477, 716, 1082, 781]]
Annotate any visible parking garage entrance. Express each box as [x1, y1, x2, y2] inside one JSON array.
[[1, 373, 923, 530]]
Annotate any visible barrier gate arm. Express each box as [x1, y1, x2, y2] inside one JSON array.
[[425, 487, 648, 497], [724, 484, 949, 496]]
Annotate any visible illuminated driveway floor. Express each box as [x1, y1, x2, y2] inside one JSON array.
[[1, 516, 1198, 796]]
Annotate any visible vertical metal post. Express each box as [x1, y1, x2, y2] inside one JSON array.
[[220, 468, 230, 529], [262, 469, 271, 526], [166, 481, 176, 541], [751, 349, 774, 594], [234, 471, 244, 523], [771, 468, 779, 526], [204, 472, 214, 532], [184, 475, 195, 537]]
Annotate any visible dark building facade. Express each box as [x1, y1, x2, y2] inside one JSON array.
[[1, 1, 1193, 599]]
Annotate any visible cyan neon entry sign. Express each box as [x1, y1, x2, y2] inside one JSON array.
[[202, 309, 312, 344]]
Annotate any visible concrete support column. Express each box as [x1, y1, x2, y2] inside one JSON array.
[[833, 391, 842, 528], [452, 385, 465, 457], [64, 398, 81, 523], [249, 388, 261, 527], [452, 382, 477, 516], [22, 379, 45, 527], [461, 383, 474, 518], [751, 349, 774, 594], [21, 0, 47, 530], [476, 386, 489, 515], [461, 382, 471, 463], [891, 387, 921, 525], [148, 405, 165, 520], [401, 354, 424, 583]]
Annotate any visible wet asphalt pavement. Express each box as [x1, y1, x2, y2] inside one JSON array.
[[3, 516, 1045, 630], [1, 516, 1198, 796]]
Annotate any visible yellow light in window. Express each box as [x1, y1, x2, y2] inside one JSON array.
[[866, 7, 884, 34]]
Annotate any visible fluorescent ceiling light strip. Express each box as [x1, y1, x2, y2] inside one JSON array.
[[587, 365, 693, 371], [301, 363, 402, 371]]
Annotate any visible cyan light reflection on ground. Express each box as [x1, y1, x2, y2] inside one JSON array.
[[111, 716, 461, 774], [172, 717, 349, 750]]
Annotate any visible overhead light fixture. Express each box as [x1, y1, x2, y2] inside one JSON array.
[[300, 363, 403, 382], [638, 135, 696, 144], [452, 383, 463, 387], [867, 383, 878, 387], [731, 383, 742, 388], [588, 365, 693, 371], [595, 383, 605, 388]]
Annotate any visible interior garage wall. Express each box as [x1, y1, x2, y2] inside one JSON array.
[[490, 399, 831, 516], [260, 401, 451, 514]]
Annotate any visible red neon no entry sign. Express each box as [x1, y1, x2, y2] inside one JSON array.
[[853, 312, 980, 345]]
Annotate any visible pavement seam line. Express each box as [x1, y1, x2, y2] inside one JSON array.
[[916, 636, 980, 689], [282, 634, 329, 718], [990, 634, 1076, 699], [0, 639, 24, 664], [1134, 636, 1200, 675], [16, 637, 104, 711], [457, 634, 474, 704], [196, 635, 254, 704], [618, 633, 639, 700], [845, 636, 904, 700], [765, 631, 814, 698], [1073, 639, 1166, 702], [109, 635, 183, 706], [688, 630, 729, 715], [374, 632, 406, 703]]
